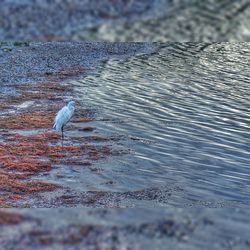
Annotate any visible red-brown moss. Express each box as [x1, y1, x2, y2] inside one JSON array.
[[0, 111, 55, 129], [1, 157, 51, 173], [7, 132, 60, 142], [0, 171, 59, 207], [7, 92, 56, 104], [45, 65, 85, 81], [0, 171, 59, 194], [18, 82, 72, 93], [0, 79, 114, 207], [0, 211, 25, 224]]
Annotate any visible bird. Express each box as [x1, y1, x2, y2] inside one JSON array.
[[53, 101, 76, 139]]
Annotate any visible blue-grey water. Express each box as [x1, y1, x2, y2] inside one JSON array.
[[70, 43, 250, 206]]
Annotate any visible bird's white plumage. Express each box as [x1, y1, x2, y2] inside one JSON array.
[[53, 101, 75, 131]]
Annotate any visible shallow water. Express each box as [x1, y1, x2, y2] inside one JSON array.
[[71, 43, 250, 205]]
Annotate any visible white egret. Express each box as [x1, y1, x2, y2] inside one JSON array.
[[53, 101, 76, 139]]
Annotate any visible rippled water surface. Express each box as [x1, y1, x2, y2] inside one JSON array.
[[72, 43, 250, 205]]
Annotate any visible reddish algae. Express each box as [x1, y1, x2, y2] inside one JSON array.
[[0, 80, 112, 207]]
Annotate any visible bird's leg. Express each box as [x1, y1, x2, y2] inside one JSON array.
[[61, 126, 64, 140], [61, 126, 64, 147]]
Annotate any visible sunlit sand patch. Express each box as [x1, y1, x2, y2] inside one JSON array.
[[15, 101, 35, 109]]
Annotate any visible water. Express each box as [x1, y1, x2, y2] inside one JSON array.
[[72, 43, 250, 205]]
